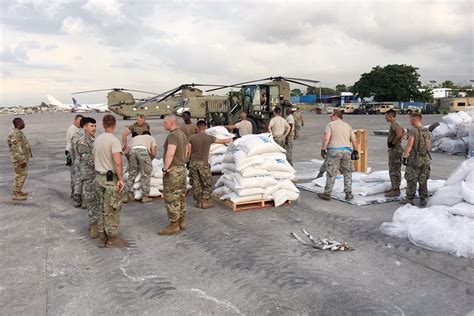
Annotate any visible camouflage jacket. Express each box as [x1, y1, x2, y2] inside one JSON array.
[[293, 111, 303, 126], [77, 133, 96, 179], [7, 128, 32, 163], [71, 129, 84, 165]]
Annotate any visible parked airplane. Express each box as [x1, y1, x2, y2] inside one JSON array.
[[45, 95, 108, 112]]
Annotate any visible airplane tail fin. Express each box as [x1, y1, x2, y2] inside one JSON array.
[[46, 95, 63, 106], [72, 97, 81, 107]]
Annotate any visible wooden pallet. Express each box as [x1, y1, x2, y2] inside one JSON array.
[[211, 193, 291, 212]]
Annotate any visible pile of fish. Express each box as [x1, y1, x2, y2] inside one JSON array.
[[291, 228, 353, 251]]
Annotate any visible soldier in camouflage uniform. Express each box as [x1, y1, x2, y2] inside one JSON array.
[[384, 109, 404, 197], [160, 115, 188, 235], [124, 131, 157, 204], [318, 110, 358, 201], [189, 120, 232, 208], [401, 113, 432, 207], [77, 117, 100, 238], [66, 115, 83, 198], [71, 119, 85, 208], [121, 114, 150, 151], [7, 118, 32, 201], [293, 107, 304, 139]]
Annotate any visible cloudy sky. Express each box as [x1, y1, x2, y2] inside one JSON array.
[[0, 0, 472, 106]]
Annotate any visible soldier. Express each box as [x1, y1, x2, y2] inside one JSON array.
[[7, 117, 32, 201], [180, 111, 198, 142], [77, 117, 100, 238], [189, 120, 232, 209], [224, 112, 253, 137], [121, 114, 150, 150], [124, 131, 157, 204], [93, 114, 127, 248], [159, 115, 188, 236], [384, 109, 404, 197], [318, 110, 358, 201], [285, 108, 295, 165], [66, 114, 83, 198], [268, 107, 290, 149], [400, 113, 432, 207], [293, 107, 304, 139], [71, 118, 85, 208]]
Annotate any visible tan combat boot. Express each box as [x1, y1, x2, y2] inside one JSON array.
[[141, 196, 154, 204], [345, 192, 354, 201], [97, 232, 107, 248], [158, 221, 180, 236], [73, 195, 82, 208], [317, 193, 331, 201], [179, 215, 186, 231], [121, 193, 129, 204], [201, 199, 214, 209], [12, 192, 27, 201], [419, 199, 427, 207], [194, 200, 202, 209], [128, 192, 134, 203], [89, 223, 99, 239], [18, 191, 28, 197], [385, 189, 400, 197], [106, 236, 129, 248], [399, 198, 414, 205]]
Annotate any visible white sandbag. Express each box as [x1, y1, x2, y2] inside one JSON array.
[[260, 152, 287, 160], [231, 173, 278, 189], [133, 182, 142, 190], [150, 177, 162, 187], [466, 169, 474, 184], [361, 170, 391, 183], [446, 158, 474, 185], [210, 163, 224, 173], [234, 187, 267, 197], [449, 202, 474, 218], [210, 144, 227, 155], [222, 162, 237, 173], [264, 184, 280, 198], [432, 123, 456, 139], [262, 158, 295, 173], [206, 126, 235, 139], [438, 138, 467, 154], [232, 150, 264, 170], [353, 181, 392, 196], [461, 181, 474, 204], [272, 189, 299, 207], [278, 179, 299, 193], [149, 187, 161, 197], [134, 190, 143, 200], [270, 171, 296, 180], [456, 122, 471, 138], [209, 154, 225, 166], [213, 186, 232, 196], [428, 182, 463, 206], [220, 193, 265, 203], [442, 112, 469, 125], [239, 166, 270, 177], [238, 134, 286, 156]]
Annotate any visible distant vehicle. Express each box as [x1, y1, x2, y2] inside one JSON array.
[[326, 106, 338, 114], [370, 104, 394, 114], [45, 95, 107, 113], [340, 103, 359, 114]]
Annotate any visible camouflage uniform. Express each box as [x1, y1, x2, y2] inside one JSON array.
[[7, 128, 32, 194], [273, 136, 286, 150], [324, 150, 352, 194], [286, 114, 295, 165], [293, 111, 303, 139], [163, 166, 187, 222], [77, 133, 99, 224], [190, 161, 212, 203], [128, 122, 150, 137], [387, 121, 403, 190], [95, 173, 122, 238], [126, 148, 152, 196], [71, 129, 84, 202], [405, 127, 431, 200]]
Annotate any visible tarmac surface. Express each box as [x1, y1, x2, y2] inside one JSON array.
[[1, 112, 473, 315]]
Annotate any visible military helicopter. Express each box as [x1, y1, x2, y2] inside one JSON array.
[[199, 76, 320, 133]]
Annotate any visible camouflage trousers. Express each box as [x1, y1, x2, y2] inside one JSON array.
[[82, 177, 100, 224], [163, 166, 187, 222], [405, 157, 431, 199], [127, 148, 152, 196], [13, 162, 28, 193], [190, 160, 213, 202], [73, 160, 83, 200], [285, 134, 294, 165], [388, 146, 403, 190], [273, 136, 286, 151], [294, 125, 302, 139], [95, 173, 122, 238], [324, 150, 352, 194], [70, 165, 75, 197]]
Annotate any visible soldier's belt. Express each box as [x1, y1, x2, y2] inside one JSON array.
[[131, 146, 148, 150]]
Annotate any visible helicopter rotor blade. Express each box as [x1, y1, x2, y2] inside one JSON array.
[[205, 77, 273, 93], [121, 89, 162, 95], [282, 77, 320, 84], [72, 89, 117, 95], [72, 88, 161, 95], [283, 78, 316, 88]]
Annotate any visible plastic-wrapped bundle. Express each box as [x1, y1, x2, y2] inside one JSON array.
[[205, 127, 234, 173], [431, 112, 472, 154], [214, 134, 298, 207]]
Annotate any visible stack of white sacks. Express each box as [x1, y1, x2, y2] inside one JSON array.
[[213, 133, 299, 207], [205, 126, 234, 173], [431, 112, 472, 155], [128, 159, 191, 200], [381, 158, 474, 258]]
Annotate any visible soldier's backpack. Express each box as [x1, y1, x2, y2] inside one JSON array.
[[416, 127, 431, 157]]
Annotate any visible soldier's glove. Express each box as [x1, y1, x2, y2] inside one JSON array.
[[65, 150, 72, 166], [402, 157, 408, 166], [321, 149, 328, 159], [351, 150, 359, 161], [387, 143, 394, 149]]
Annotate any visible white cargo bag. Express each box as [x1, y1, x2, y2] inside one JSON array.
[[449, 202, 474, 219], [134, 190, 143, 200], [221, 193, 265, 203], [262, 158, 296, 173], [210, 144, 227, 155], [150, 177, 162, 187], [239, 166, 270, 177], [238, 135, 285, 156], [270, 171, 296, 180], [209, 154, 224, 166], [272, 189, 299, 207], [149, 187, 161, 197], [461, 181, 474, 205], [278, 179, 300, 193], [213, 186, 232, 196], [446, 158, 474, 185], [231, 173, 278, 189], [428, 182, 463, 207]]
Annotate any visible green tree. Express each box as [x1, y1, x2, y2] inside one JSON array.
[[335, 84, 347, 93], [441, 80, 456, 89], [350, 64, 429, 102], [307, 86, 337, 96], [291, 88, 303, 96]]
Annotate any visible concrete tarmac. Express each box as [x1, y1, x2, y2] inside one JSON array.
[[0, 112, 473, 315]]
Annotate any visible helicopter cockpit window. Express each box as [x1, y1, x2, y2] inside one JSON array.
[[269, 86, 280, 109]]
